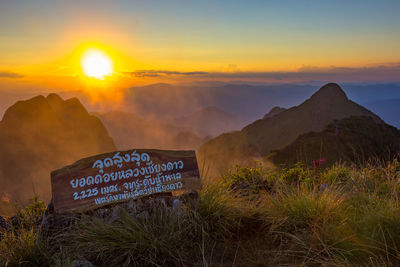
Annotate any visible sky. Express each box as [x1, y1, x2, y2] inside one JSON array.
[[0, 0, 400, 92]]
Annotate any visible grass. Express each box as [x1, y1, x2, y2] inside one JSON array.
[[2, 159, 400, 266], [71, 208, 191, 266], [0, 197, 50, 266]]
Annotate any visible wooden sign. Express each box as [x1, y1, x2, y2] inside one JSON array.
[[51, 149, 201, 213]]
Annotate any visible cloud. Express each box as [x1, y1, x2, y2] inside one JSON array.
[[0, 71, 24, 78], [122, 70, 208, 78], [120, 63, 400, 83]]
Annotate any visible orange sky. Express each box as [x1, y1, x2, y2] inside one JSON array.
[[1, 1, 400, 92]]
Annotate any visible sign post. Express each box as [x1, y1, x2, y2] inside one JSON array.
[[51, 149, 201, 213]]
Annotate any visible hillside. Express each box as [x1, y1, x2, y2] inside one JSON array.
[[0, 94, 115, 206], [271, 116, 400, 166], [199, 83, 383, 169]]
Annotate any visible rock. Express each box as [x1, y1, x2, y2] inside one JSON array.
[[0, 216, 9, 241], [71, 260, 95, 267], [172, 199, 182, 214], [39, 199, 79, 241], [10, 216, 19, 228], [108, 206, 122, 223], [179, 190, 200, 208], [0, 216, 9, 230]]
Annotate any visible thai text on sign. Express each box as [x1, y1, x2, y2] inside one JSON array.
[[51, 149, 201, 213]]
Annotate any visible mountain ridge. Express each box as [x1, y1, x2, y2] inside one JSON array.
[[199, 83, 384, 169], [0, 94, 115, 205], [271, 116, 400, 166]]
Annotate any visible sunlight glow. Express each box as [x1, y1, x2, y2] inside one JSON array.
[[81, 49, 113, 79]]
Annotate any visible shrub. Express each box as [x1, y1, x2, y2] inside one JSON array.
[[0, 228, 50, 266], [17, 196, 47, 229], [279, 163, 314, 185], [0, 197, 49, 266], [323, 164, 352, 185], [222, 165, 275, 194]]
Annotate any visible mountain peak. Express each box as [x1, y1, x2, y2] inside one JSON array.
[[46, 93, 63, 103], [200, 82, 383, 169], [309, 83, 348, 102], [1, 95, 53, 123]]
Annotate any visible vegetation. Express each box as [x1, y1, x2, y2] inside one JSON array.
[[2, 160, 400, 266], [272, 116, 400, 167]]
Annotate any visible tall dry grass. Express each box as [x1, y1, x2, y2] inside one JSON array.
[[1, 159, 400, 266]]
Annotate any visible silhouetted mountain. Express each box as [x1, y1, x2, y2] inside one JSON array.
[[171, 106, 243, 137], [263, 106, 286, 119], [271, 116, 400, 166], [96, 111, 205, 150], [199, 83, 383, 170], [0, 94, 115, 204]]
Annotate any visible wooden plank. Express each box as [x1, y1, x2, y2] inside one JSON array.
[[51, 149, 201, 213]]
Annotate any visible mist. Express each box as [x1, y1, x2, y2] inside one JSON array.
[[1, 81, 400, 215]]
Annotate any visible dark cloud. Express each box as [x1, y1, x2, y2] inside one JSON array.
[[0, 71, 24, 78], [121, 64, 400, 82], [122, 70, 209, 78]]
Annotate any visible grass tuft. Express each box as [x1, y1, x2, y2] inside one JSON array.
[[3, 160, 400, 265]]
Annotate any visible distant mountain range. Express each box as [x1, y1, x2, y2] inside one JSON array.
[[363, 99, 400, 129], [0, 94, 115, 205], [199, 83, 386, 169], [94, 106, 242, 151], [2, 83, 400, 130], [95, 111, 207, 150], [170, 106, 242, 137]]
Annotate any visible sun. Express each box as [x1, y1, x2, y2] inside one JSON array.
[[81, 49, 113, 79]]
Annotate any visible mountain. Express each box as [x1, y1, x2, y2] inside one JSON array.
[[263, 106, 286, 119], [270, 116, 400, 166], [171, 106, 243, 137], [0, 94, 115, 205], [199, 83, 383, 170], [96, 111, 206, 150], [4, 83, 400, 127]]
